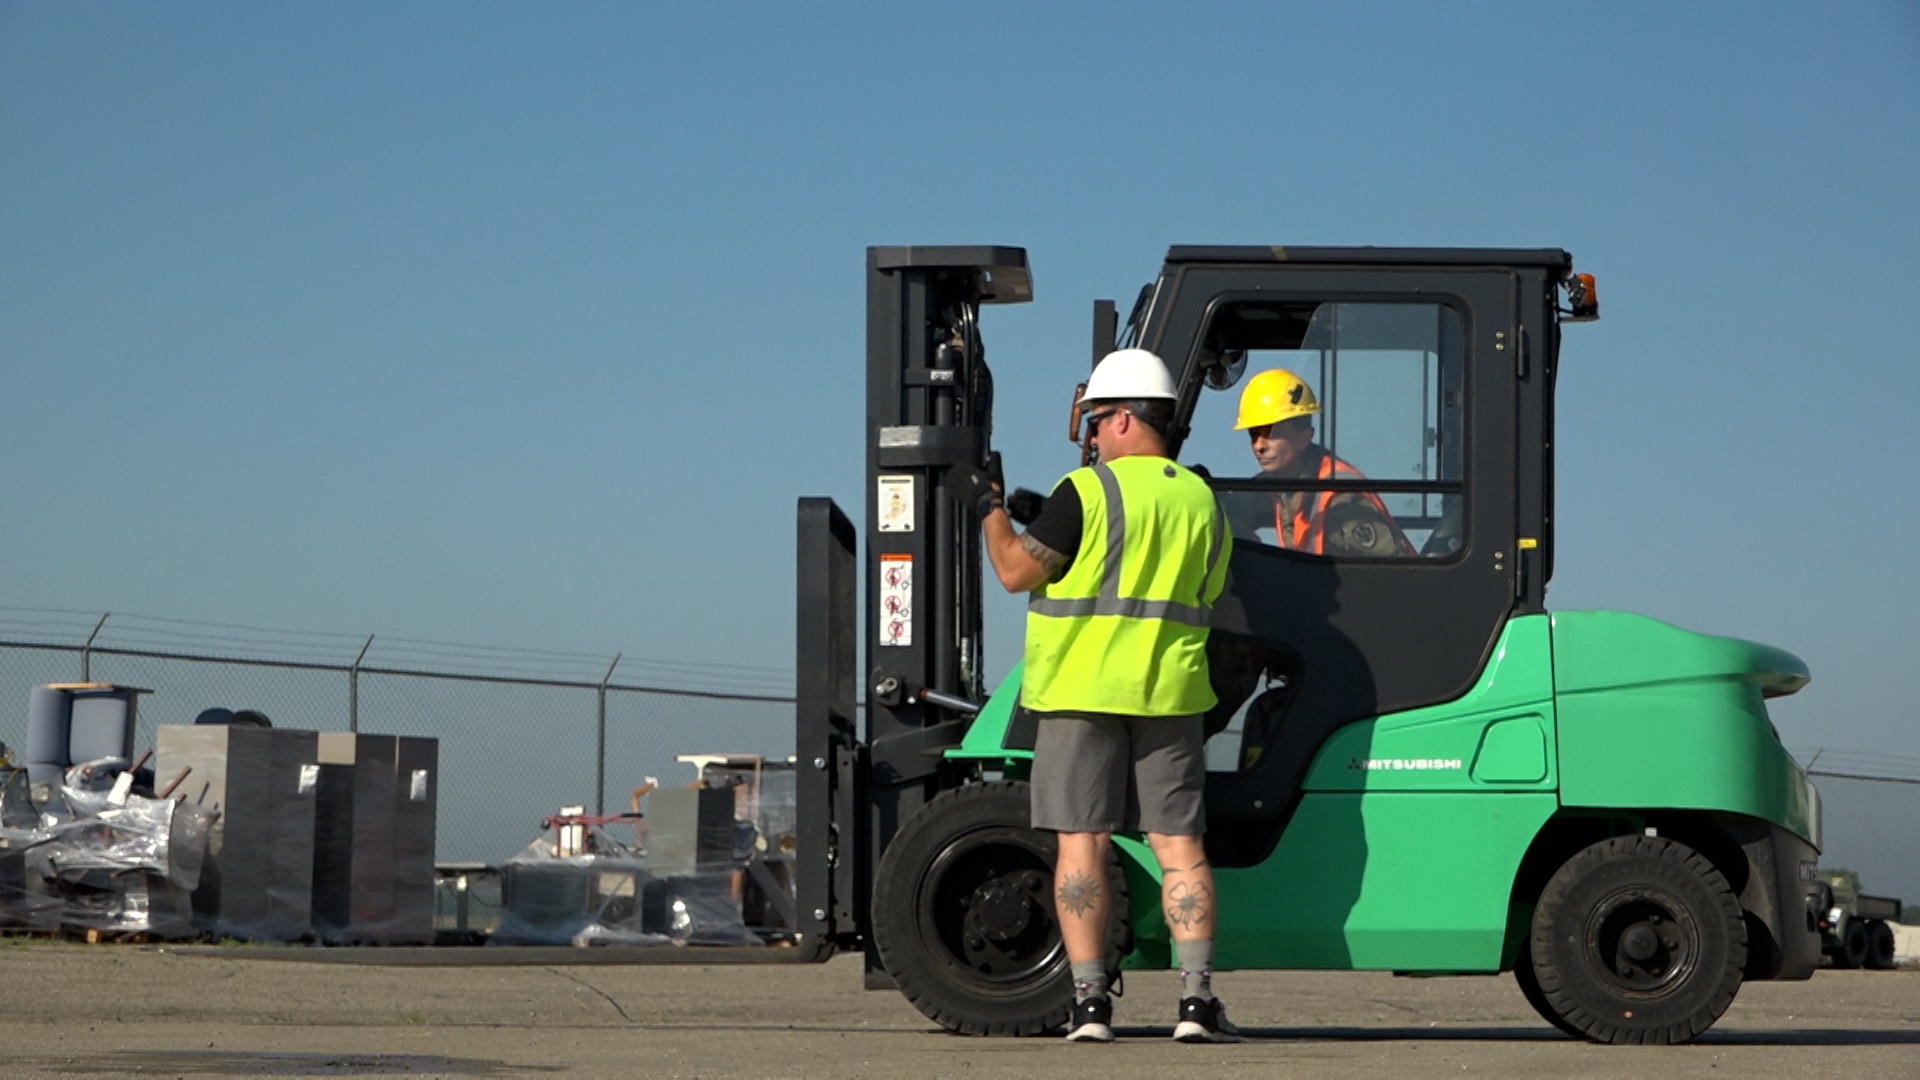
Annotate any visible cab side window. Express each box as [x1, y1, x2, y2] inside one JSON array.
[[1183, 301, 1466, 559]]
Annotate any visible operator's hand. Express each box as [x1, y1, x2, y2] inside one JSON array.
[[1006, 487, 1047, 526], [952, 452, 1006, 521]]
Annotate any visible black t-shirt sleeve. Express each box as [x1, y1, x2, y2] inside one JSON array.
[[1021, 477, 1082, 568]]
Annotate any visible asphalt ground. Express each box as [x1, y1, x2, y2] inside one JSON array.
[[0, 944, 1913, 1078]]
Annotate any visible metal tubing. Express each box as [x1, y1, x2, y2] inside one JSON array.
[[349, 635, 374, 733], [596, 653, 621, 815], [80, 612, 110, 681]]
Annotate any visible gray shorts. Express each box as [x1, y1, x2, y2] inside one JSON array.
[[1029, 713, 1206, 835]]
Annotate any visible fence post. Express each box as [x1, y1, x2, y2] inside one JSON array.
[[79, 612, 110, 681], [349, 635, 374, 732], [597, 653, 620, 816]]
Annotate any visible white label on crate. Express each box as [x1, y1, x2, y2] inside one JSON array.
[[879, 554, 913, 647], [297, 764, 319, 795], [877, 475, 915, 533], [410, 769, 430, 801]]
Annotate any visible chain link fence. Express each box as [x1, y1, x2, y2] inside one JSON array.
[[6, 610, 1913, 907], [0, 610, 797, 865]]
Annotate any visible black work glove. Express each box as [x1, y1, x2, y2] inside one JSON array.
[[1006, 487, 1047, 526], [952, 452, 1005, 522]]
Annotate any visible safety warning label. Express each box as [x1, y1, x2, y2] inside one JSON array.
[[877, 475, 915, 533], [879, 553, 912, 647]]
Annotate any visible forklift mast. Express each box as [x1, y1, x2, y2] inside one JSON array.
[[794, 246, 1032, 953]]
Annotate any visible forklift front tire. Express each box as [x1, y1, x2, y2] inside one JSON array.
[[871, 780, 1127, 1037], [1524, 834, 1747, 1045]]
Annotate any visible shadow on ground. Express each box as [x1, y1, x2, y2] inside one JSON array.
[[16, 1051, 565, 1076]]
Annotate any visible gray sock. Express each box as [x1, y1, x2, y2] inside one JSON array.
[[1176, 939, 1214, 1001], [1070, 960, 1109, 1003]]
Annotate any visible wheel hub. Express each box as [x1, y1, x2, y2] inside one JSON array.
[[1621, 922, 1660, 961], [918, 828, 1064, 985], [969, 882, 1034, 941], [1588, 893, 1696, 993]]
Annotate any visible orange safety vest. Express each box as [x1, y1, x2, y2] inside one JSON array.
[[1273, 453, 1415, 555]]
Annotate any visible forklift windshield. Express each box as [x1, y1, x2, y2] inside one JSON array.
[[1180, 299, 1467, 559]]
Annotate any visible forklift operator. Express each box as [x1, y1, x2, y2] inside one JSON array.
[[958, 348, 1238, 1045], [1231, 368, 1413, 557]]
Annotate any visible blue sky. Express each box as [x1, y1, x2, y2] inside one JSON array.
[[3, 3, 1918, 891]]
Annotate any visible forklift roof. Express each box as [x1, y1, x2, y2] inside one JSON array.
[[1166, 245, 1574, 275]]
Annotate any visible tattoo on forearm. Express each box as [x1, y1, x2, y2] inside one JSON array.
[[1163, 859, 1210, 874], [1165, 880, 1212, 930], [1019, 533, 1068, 580], [1056, 871, 1102, 918]]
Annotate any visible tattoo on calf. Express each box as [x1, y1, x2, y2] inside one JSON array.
[[1165, 880, 1212, 930], [1056, 871, 1102, 918], [1019, 533, 1068, 579]]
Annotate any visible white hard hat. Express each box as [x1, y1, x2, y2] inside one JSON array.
[[1083, 348, 1177, 402]]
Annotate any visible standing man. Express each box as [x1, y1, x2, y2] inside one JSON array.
[[965, 348, 1236, 1043]]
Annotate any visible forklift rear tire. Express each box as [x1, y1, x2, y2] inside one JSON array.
[[871, 780, 1127, 1037], [1511, 939, 1587, 1040], [1864, 920, 1896, 970], [1524, 834, 1747, 1045], [1831, 919, 1869, 969]]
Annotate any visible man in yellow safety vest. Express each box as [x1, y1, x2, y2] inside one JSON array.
[[962, 348, 1238, 1044]]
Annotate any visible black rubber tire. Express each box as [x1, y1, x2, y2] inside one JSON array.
[[1512, 938, 1587, 1040], [1832, 919, 1869, 969], [1864, 920, 1897, 971], [1525, 834, 1747, 1045], [871, 780, 1127, 1036]]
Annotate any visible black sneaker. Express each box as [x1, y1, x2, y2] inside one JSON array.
[[1065, 995, 1115, 1042], [1173, 996, 1242, 1043]]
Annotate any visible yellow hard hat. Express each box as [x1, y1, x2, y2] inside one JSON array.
[[1233, 369, 1319, 430]]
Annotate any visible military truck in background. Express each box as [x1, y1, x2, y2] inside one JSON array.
[[1814, 871, 1903, 970]]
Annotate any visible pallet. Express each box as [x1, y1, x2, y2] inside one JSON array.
[[55, 927, 157, 945], [88, 928, 150, 945]]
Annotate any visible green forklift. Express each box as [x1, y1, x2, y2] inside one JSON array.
[[790, 245, 1823, 1046]]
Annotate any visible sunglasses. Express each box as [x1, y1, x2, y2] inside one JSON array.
[[1083, 408, 1124, 437]]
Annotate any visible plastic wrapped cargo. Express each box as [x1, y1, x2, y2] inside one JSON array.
[[157, 725, 319, 943], [0, 769, 64, 930], [46, 868, 194, 937], [489, 835, 666, 947], [488, 812, 765, 948], [668, 758, 799, 938], [29, 769, 213, 938], [0, 850, 61, 931], [308, 733, 437, 946], [650, 871, 761, 947], [35, 773, 213, 884]]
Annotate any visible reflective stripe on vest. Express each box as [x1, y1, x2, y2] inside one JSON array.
[[1026, 464, 1227, 628]]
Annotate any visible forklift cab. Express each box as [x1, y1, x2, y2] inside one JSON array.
[[1077, 248, 1586, 865]]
